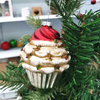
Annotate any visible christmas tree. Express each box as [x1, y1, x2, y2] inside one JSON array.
[[0, 0, 100, 100]]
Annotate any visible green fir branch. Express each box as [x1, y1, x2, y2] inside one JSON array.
[[0, 63, 31, 92], [19, 34, 32, 45], [26, 15, 42, 30], [45, 0, 85, 20], [61, 9, 100, 100], [22, 87, 57, 100]]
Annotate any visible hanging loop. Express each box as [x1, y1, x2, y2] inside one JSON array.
[[47, 0, 51, 22]]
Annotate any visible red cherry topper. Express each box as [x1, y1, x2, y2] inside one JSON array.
[[77, 13, 82, 19]]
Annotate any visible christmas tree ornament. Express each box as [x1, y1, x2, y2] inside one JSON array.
[[1, 41, 10, 50], [1, 0, 100, 99], [20, 21, 71, 89], [23, 41, 28, 46], [80, 13, 82, 18], [16, 41, 23, 48], [50, 6, 57, 14], [77, 13, 82, 19], [91, 0, 96, 4], [9, 39, 17, 48]]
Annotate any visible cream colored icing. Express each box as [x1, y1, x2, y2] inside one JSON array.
[[20, 40, 71, 74], [20, 51, 29, 62], [23, 46, 69, 57], [29, 56, 71, 66], [30, 40, 63, 46], [22, 63, 69, 74], [23, 43, 36, 54]]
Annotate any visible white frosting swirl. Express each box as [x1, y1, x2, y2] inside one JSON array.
[[22, 63, 69, 74], [20, 40, 71, 74], [30, 40, 63, 46], [29, 56, 71, 66]]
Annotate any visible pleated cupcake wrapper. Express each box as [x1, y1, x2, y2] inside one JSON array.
[[26, 69, 60, 89]]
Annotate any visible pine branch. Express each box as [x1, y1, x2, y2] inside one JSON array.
[[22, 87, 57, 100], [60, 10, 100, 100], [19, 15, 43, 45], [26, 15, 42, 30], [18, 34, 32, 45], [0, 63, 31, 91], [45, 0, 85, 21], [17, 85, 35, 97]]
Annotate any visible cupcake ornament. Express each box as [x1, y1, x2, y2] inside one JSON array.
[[20, 21, 71, 89]]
